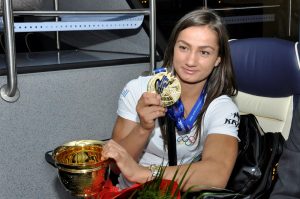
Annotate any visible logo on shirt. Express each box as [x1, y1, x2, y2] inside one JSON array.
[[177, 134, 196, 146], [224, 112, 240, 127], [121, 88, 129, 98]]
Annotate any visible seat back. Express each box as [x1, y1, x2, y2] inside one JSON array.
[[229, 38, 300, 139]]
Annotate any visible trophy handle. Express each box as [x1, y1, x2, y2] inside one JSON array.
[[45, 150, 56, 168]]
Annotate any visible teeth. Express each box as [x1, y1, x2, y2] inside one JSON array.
[[147, 70, 181, 107]]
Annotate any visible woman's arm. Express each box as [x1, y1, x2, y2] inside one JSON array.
[[111, 116, 153, 161], [102, 134, 238, 191], [112, 92, 166, 161], [163, 134, 238, 191]]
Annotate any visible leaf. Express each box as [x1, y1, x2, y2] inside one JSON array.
[[173, 163, 192, 198]]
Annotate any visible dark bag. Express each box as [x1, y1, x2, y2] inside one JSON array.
[[226, 114, 285, 198], [168, 114, 285, 198]]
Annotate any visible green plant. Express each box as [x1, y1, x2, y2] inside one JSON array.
[[128, 163, 192, 199]]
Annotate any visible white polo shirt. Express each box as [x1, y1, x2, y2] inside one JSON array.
[[116, 75, 240, 189]]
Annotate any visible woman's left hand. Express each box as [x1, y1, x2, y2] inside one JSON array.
[[101, 140, 150, 183]]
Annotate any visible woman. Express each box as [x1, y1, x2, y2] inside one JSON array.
[[102, 8, 240, 192]]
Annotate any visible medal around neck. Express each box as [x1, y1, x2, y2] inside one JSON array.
[[147, 68, 181, 107]]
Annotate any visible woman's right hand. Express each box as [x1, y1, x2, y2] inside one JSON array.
[[136, 92, 166, 132], [101, 140, 151, 184]]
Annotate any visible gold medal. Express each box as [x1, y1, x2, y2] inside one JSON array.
[[147, 70, 181, 107]]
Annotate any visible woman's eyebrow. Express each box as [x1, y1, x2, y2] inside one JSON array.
[[177, 40, 216, 51]]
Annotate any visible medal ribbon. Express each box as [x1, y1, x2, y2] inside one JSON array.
[[153, 67, 167, 74], [167, 84, 207, 135]]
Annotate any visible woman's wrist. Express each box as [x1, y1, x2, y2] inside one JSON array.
[[129, 165, 153, 184], [148, 164, 162, 178], [132, 165, 164, 184], [137, 124, 153, 136]]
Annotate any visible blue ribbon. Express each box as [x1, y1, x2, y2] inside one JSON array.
[[167, 84, 207, 135], [153, 67, 167, 74]]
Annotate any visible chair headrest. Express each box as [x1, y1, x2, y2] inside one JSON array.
[[230, 38, 300, 97]]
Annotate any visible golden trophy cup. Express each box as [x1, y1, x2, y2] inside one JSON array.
[[52, 140, 110, 198]]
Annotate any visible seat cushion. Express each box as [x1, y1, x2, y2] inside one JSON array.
[[233, 91, 293, 139]]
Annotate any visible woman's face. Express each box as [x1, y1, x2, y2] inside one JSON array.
[[173, 25, 221, 85]]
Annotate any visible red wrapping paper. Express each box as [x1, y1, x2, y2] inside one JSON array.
[[88, 179, 181, 199]]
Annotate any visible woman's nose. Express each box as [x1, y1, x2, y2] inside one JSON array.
[[186, 52, 198, 66]]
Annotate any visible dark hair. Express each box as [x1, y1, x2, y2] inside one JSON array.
[[160, 8, 237, 149]]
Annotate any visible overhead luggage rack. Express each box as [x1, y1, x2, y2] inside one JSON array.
[[0, 0, 157, 102], [0, 14, 144, 32]]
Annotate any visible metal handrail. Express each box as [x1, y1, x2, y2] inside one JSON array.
[[0, 0, 156, 102], [149, 0, 156, 72], [288, 0, 291, 37], [0, 0, 19, 102], [0, 9, 151, 16], [54, 0, 60, 51]]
